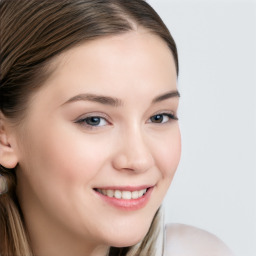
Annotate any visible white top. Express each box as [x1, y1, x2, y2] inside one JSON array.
[[162, 223, 235, 256]]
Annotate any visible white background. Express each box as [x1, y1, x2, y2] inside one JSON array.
[[147, 1, 256, 256]]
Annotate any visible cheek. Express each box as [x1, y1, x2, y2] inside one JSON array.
[[154, 127, 181, 179], [19, 122, 110, 193], [17, 123, 112, 230], [40, 135, 107, 186]]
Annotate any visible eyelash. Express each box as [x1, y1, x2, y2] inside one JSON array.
[[75, 112, 178, 129], [75, 114, 110, 129], [148, 113, 178, 124]]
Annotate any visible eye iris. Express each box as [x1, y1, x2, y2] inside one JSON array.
[[86, 117, 100, 125], [151, 114, 163, 123]]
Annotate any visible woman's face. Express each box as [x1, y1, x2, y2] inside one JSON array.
[[14, 31, 181, 251]]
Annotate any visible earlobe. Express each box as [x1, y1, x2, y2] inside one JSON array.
[[0, 114, 19, 169]]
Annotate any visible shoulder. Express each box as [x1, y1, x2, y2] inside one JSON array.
[[164, 223, 235, 256]]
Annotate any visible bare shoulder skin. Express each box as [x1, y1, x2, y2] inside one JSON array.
[[164, 223, 235, 256]]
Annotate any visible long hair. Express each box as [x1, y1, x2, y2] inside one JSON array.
[[0, 1, 178, 255]]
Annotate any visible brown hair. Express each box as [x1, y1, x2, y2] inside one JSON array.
[[0, 0, 178, 255]]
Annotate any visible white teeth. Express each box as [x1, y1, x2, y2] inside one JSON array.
[[131, 191, 139, 199], [114, 190, 122, 199], [97, 188, 148, 200], [138, 190, 144, 197], [122, 191, 132, 200], [106, 190, 114, 197]]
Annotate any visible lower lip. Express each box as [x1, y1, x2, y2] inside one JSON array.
[[94, 187, 153, 211]]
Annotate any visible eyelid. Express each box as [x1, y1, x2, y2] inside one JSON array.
[[73, 112, 113, 130], [151, 110, 178, 119], [146, 111, 178, 125], [73, 112, 111, 123], [73, 110, 178, 129]]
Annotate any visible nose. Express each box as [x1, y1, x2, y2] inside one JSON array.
[[112, 127, 154, 173]]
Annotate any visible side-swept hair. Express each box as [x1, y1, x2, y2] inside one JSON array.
[[0, 1, 178, 255]]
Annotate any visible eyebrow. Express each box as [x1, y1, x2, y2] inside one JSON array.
[[63, 90, 180, 107], [63, 94, 122, 107], [152, 90, 180, 103]]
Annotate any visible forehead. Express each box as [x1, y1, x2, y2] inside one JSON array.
[[50, 30, 175, 75], [29, 31, 177, 110]]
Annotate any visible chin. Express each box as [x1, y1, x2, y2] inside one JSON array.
[[105, 223, 151, 248], [109, 236, 144, 248]]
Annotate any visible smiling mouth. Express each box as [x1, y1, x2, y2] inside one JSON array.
[[94, 188, 149, 200]]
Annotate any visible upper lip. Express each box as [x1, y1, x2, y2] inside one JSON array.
[[94, 185, 153, 191]]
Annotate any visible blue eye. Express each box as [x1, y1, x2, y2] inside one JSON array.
[[76, 116, 108, 127], [149, 113, 178, 124]]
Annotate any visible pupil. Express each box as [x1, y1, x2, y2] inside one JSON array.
[[151, 114, 163, 123], [87, 117, 100, 125]]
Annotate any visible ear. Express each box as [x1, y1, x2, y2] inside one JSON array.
[[0, 112, 19, 169]]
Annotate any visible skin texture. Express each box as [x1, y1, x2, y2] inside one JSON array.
[[1, 30, 181, 256]]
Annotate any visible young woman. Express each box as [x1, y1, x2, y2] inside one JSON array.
[[0, 1, 234, 255]]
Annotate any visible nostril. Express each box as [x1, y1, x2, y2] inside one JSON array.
[[112, 151, 154, 173]]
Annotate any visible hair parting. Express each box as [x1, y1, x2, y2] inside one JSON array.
[[0, 1, 178, 255]]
